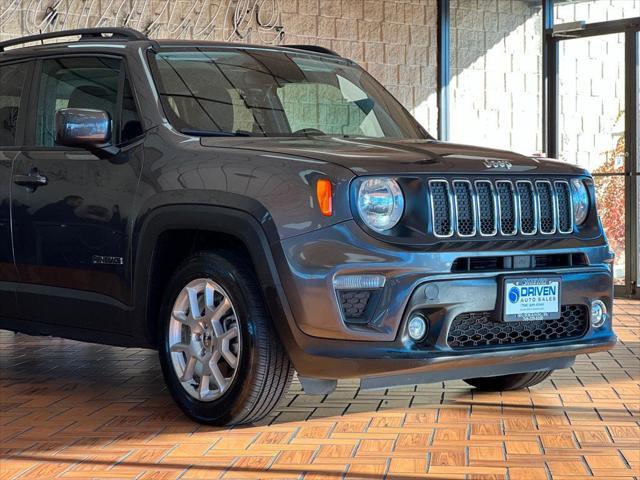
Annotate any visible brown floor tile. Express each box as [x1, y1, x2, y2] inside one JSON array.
[[1, 299, 638, 478]]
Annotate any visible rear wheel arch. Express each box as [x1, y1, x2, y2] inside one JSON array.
[[131, 205, 289, 348]]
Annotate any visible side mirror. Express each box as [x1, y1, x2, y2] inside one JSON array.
[[55, 108, 111, 148]]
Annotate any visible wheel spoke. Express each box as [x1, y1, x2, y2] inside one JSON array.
[[221, 326, 238, 341], [187, 287, 201, 321], [172, 311, 192, 325], [179, 355, 197, 382], [221, 327, 239, 368], [221, 346, 238, 369], [209, 357, 228, 393], [199, 374, 213, 400], [209, 298, 231, 337], [170, 342, 190, 353], [204, 281, 216, 311]]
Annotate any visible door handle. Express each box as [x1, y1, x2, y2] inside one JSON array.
[[14, 170, 48, 191]]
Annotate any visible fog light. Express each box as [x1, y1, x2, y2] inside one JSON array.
[[591, 300, 607, 328], [407, 315, 427, 341]]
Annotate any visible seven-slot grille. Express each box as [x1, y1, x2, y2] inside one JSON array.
[[428, 179, 574, 238]]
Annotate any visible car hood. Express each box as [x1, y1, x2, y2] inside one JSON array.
[[201, 136, 587, 176]]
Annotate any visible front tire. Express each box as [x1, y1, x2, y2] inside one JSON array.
[[463, 370, 553, 391], [158, 250, 293, 425]]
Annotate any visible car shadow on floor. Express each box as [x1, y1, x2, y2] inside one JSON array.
[[1, 333, 637, 445]]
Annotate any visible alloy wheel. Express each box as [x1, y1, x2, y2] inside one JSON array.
[[168, 278, 241, 401]]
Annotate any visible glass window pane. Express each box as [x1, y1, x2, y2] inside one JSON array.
[[450, 0, 543, 155], [0, 62, 28, 147], [593, 175, 626, 285], [277, 80, 384, 137], [151, 49, 424, 138], [555, 0, 640, 25], [558, 33, 625, 173], [120, 78, 143, 143]]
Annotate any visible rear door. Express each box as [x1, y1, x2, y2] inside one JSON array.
[[11, 55, 144, 333], [0, 60, 31, 319]]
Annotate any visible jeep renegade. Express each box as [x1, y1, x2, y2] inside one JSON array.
[[0, 28, 616, 425]]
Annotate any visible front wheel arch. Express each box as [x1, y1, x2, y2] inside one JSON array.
[[131, 205, 291, 349]]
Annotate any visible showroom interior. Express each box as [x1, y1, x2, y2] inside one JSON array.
[[4, 0, 636, 296], [0, 0, 639, 479]]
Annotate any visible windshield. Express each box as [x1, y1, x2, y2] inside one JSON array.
[[149, 48, 427, 139]]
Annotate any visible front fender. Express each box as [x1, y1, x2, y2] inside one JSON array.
[[130, 203, 298, 349]]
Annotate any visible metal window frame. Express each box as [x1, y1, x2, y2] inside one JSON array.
[[543, 8, 640, 298]]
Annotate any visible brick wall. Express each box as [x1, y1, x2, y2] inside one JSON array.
[[0, 0, 439, 132], [280, 0, 439, 130], [1, 0, 637, 160], [449, 0, 543, 155]]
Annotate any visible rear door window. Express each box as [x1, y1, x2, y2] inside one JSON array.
[[0, 62, 29, 147]]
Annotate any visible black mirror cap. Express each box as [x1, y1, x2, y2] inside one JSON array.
[[55, 108, 111, 148]]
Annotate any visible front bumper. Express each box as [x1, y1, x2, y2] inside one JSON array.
[[272, 220, 616, 385]]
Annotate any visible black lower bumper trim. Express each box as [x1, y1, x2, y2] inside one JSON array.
[[360, 356, 575, 390]]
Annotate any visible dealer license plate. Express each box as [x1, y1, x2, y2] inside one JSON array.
[[503, 277, 561, 322]]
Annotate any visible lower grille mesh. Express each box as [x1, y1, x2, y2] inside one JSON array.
[[447, 305, 589, 350], [338, 290, 371, 321]]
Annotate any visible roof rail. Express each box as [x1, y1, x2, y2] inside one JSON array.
[[0, 27, 149, 52], [285, 44, 341, 57]]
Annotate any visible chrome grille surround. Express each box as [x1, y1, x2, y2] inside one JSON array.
[[515, 180, 538, 235], [535, 180, 557, 234], [496, 180, 518, 236], [428, 179, 454, 238], [427, 178, 575, 239], [452, 180, 477, 237], [554, 180, 574, 234], [474, 180, 498, 236]]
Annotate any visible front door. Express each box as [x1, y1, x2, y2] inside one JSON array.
[[11, 55, 144, 332]]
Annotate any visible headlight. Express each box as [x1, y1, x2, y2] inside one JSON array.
[[356, 177, 404, 232], [570, 179, 590, 225]]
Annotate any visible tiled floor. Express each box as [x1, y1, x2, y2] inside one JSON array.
[[0, 300, 638, 480]]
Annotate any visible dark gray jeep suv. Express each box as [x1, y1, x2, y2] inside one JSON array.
[[0, 28, 616, 425]]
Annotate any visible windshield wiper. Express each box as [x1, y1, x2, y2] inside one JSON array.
[[180, 128, 256, 137]]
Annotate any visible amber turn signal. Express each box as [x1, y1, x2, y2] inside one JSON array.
[[316, 178, 333, 216]]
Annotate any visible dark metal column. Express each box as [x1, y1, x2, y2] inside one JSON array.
[[625, 30, 639, 297], [542, 0, 558, 158], [437, 0, 450, 141]]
